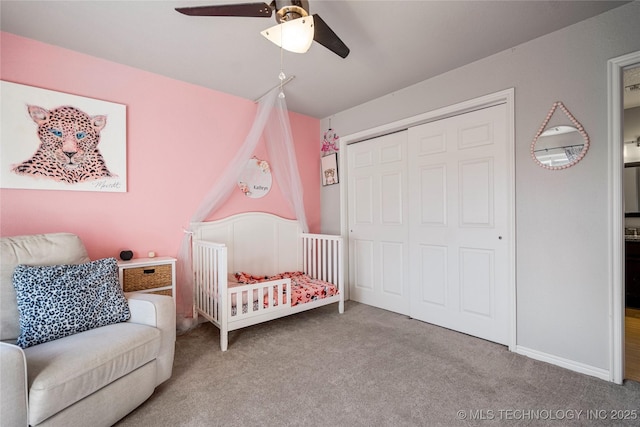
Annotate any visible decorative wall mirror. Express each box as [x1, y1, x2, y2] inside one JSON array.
[[531, 101, 590, 170]]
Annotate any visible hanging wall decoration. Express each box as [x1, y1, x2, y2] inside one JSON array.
[[530, 101, 590, 170], [238, 156, 272, 198], [321, 127, 340, 154], [0, 81, 127, 192], [321, 152, 339, 186]]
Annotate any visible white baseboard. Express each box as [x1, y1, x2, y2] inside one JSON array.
[[515, 346, 610, 382]]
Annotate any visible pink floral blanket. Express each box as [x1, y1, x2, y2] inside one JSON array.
[[233, 271, 339, 307]]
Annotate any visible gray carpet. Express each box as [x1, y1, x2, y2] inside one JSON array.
[[116, 302, 640, 426]]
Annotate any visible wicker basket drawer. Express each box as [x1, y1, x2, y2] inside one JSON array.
[[122, 264, 172, 292], [150, 289, 173, 297]]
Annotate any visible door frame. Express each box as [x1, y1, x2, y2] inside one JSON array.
[[338, 88, 516, 351], [608, 50, 640, 384]]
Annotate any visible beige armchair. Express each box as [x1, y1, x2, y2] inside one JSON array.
[[0, 233, 175, 427]]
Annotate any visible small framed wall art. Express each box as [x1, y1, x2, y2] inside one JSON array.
[[1, 81, 127, 192], [321, 153, 339, 186]]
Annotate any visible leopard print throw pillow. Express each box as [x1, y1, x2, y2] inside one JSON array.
[[13, 257, 130, 348]]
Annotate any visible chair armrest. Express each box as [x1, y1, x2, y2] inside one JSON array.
[[126, 293, 176, 385], [0, 342, 28, 427]]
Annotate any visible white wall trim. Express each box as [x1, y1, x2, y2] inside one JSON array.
[[339, 88, 516, 351], [516, 346, 610, 382], [608, 50, 640, 385], [339, 89, 514, 146]]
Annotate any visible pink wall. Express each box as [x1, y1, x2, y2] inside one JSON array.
[[0, 32, 321, 260]]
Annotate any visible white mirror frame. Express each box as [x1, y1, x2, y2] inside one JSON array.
[[531, 101, 590, 170]]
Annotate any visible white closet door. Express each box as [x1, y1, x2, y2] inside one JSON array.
[[347, 131, 409, 315], [408, 104, 510, 345]]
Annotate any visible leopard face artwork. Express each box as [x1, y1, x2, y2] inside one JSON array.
[[12, 105, 114, 184]]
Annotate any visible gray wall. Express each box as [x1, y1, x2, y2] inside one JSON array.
[[321, 2, 640, 372]]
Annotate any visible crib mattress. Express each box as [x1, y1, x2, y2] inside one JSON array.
[[229, 271, 339, 315]]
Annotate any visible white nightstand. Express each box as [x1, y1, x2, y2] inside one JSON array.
[[117, 257, 176, 302]]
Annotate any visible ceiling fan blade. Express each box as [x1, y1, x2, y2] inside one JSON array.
[[312, 14, 349, 58], [175, 3, 273, 18]]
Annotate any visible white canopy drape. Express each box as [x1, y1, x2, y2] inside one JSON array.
[[175, 88, 308, 328]]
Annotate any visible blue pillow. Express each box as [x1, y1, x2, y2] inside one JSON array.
[[13, 257, 130, 348]]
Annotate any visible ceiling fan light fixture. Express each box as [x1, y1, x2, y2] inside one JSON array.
[[261, 15, 314, 54]]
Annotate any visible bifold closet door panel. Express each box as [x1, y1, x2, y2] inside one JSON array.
[[408, 103, 510, 345], [347, 131, 410, 315]]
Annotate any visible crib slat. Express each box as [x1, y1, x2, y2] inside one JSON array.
[[323, 239, 328, 281], [212, 246, 217, 320], [306, 236, 311, 276]]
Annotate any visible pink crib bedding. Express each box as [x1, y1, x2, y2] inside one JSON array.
[[229, 271, 339, 313]]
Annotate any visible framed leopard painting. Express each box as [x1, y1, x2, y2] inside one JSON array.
[[1, 81, 126, 192]]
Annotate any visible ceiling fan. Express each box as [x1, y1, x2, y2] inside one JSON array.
[[175, 1, 350, 58]]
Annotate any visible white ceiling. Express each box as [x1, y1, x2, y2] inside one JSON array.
[[0, 0, 631, 118]]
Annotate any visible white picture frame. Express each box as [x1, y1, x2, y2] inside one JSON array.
[[321, 153, 339, 186], [1, 81, 127, 192]]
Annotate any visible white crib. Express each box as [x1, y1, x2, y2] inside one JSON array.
[[191, 212, 344, 351]]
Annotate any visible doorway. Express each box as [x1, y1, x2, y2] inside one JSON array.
[[608, 50, 640, 384], [622, 64, 640, 382]]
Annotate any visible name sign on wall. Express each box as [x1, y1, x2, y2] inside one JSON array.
[[238, 157, 271, 198]]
